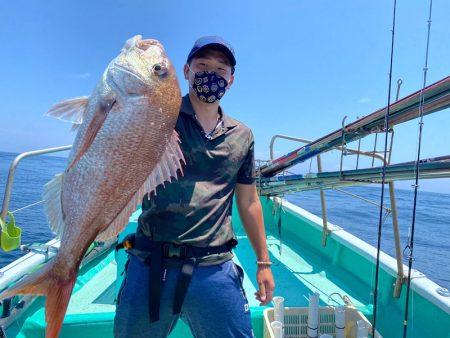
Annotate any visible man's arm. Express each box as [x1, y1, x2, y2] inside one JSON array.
[[235, 183, 275, 305]]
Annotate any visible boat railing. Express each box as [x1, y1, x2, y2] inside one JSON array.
[[267, 133, 406, 298], [1, 145, 72, 223], [260, 76, 450, 178], [0, 146, 72, 256], [269, 134, 388, 164]]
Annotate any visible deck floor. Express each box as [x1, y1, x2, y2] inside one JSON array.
[[233, 230, 369, 310], [9, 213, 374, 338], [67, 258, 117, 314], [66, 232, 368, 313], [53, 229, 371, 338]]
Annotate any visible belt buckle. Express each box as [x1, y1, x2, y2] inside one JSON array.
[[164, 244, 187, 258]]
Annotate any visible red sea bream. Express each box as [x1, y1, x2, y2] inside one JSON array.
[[0, 35, 184, 338]]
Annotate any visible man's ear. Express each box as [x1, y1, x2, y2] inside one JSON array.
[[183, 64, 189, 80], [226, 74, 235, 89]]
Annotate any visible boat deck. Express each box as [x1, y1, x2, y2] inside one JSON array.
[[2, 197, 449, 337], [7, 208, 369, 338]]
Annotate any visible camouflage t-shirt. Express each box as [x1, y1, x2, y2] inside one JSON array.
[[136, 94, 256, 263]]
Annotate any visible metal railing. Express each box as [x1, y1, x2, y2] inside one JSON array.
[[268, 133, 405, 297], [1, 146, 72, 222], [269, 135, 331, 245]]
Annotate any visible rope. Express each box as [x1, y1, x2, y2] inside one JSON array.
[[333, 188, 392, 212], [10, 200, 44, 214], [403, 2, 433, 336], [372, 0, 397, 333]]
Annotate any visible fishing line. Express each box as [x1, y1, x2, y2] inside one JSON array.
[[372, 0, 397, 333], [10, 200, 44, 214], [403, 1, 433, 337]]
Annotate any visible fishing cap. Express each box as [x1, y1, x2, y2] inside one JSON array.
[[187, 36, 236, 72]]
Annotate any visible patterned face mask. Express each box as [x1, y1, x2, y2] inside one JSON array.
[[190, 70, 228, 103]]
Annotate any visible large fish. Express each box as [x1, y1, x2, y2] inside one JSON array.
[[0, 35, 183, 337]]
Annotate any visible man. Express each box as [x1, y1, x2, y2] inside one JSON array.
[[114, 36, 275, 338]]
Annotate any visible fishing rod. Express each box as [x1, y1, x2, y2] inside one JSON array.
[[372, 0, 397, 333], [403, 1, 433, 337]]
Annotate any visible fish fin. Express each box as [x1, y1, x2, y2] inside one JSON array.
[[67, 98, 115, 171], [43, 174, 65, 239], [96, 131, 185, 241], [46, 96, 89, 130], [0, 262, 76, 338]]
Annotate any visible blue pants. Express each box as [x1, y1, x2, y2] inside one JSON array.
[[114, 255, 254, 338]]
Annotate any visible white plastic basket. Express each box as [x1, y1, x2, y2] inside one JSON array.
[[263, 306, 372, 338]]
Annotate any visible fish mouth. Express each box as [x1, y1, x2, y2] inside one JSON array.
[[113, 63, 147, 84]]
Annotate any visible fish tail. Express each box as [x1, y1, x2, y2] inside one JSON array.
[[0, 261, 77, 338], [0, 263, 52, 299], [45, 275, 76, 338]]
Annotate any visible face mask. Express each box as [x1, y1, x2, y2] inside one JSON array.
[[190, 70, 228, 103]]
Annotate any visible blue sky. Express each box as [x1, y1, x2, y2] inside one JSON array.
[[1, 0, 449, 193]]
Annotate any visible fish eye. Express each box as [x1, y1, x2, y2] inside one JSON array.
[[152, 63, 167, 76]]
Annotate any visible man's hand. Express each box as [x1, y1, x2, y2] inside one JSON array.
[[254, 266, 275, 306]]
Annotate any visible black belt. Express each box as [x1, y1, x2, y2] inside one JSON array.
[[117, 234, 235, 322]]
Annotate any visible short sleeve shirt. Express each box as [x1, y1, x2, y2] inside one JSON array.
[[136, 94, 256, 256]]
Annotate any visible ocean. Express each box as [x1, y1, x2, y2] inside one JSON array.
[[0, 151, 449, 290]]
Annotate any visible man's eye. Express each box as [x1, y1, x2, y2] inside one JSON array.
[[217, 68, 228, 76]]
